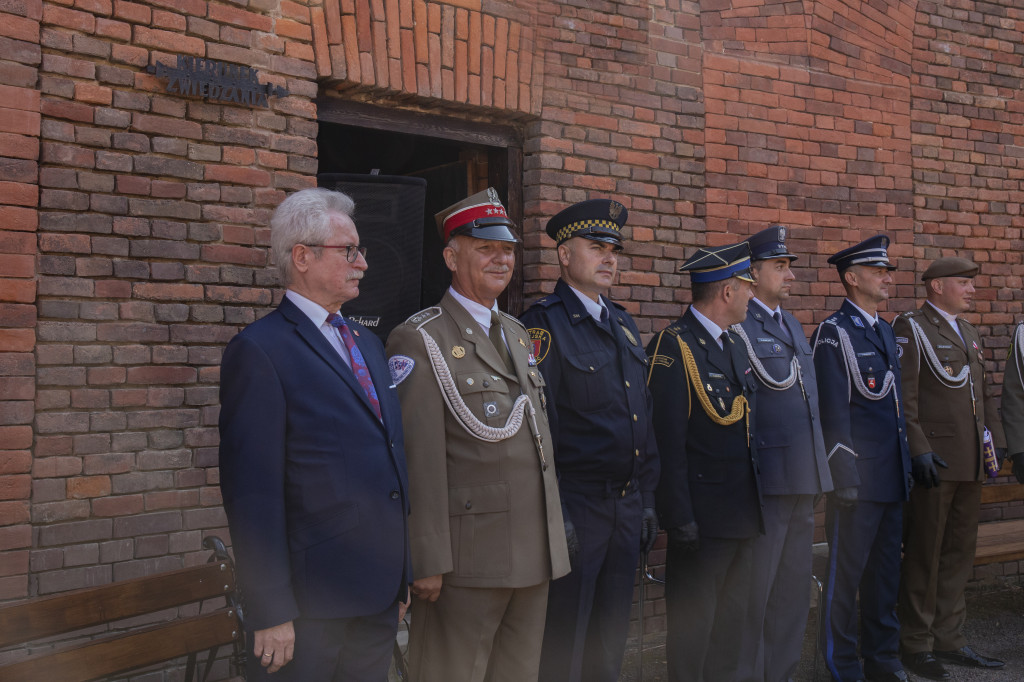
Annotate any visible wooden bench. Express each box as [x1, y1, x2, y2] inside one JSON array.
[[0, 536, 245, 682], [977, 463, 1024, 566]]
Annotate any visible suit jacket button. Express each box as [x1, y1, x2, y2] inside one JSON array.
[[391, 491, 400, 500], [465, 501, 472, 510]]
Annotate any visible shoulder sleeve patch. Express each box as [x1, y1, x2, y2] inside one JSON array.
[[651, 354, 675, 368], [407, 307, 442, 328], [388, 355, 415, 386], [528, 328, 552, 364]]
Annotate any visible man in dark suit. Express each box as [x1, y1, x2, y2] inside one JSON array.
[[646, 241, 763, 681], [734, 225, 832, 681], [219, 187, 410, 681], [894, 257, 1005, 679], [520, 199, 659, 682], [812, 235, 911, 682]]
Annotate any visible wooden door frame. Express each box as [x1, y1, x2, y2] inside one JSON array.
[[316, 98, 526, 313]]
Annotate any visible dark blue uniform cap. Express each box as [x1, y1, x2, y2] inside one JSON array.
[[746, 224, 798, 262], [546, 198, 627, 250], [679, 241, 755, 283], [827, 234, 896, 272]]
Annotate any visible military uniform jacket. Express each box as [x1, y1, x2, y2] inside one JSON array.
[[736, 301, 833, 496], [893, 304, 1005, 481], [646, 307, 763, 539], [519, 279, 659, 506], [811, 300, 911, 503], [385, 291, 570, 589], [1003, 322, 1024, 456]]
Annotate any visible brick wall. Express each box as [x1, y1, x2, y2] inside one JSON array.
[[2, 0, 1024, 661]]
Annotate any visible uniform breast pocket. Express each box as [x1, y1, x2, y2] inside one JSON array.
[[705, 373, 739, 414], [856, 352, 883, 390], [564, 350, 613, 413], [455, 371, 511, 424]]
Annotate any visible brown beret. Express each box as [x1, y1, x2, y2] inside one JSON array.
[[922, 257, 978, 281]]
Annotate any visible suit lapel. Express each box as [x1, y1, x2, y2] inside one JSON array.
[[279, 297, 382, 423]]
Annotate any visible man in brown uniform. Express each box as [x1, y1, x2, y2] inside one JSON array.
[[893, 257, 1006, 680], [386, 188, 570, 682]]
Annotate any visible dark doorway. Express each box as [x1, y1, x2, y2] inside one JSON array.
[[316, 100, 524, 340]]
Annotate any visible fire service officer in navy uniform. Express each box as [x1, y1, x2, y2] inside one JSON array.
[[646, 241, 763, 682], [732, 225, 833, 681], [520, 199, 659, 682], [812, 235, 912, 682]]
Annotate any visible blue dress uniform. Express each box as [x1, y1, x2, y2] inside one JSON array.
[[646, 243, 763, 682], [734, 226, 833, 682], [521, 200, 659, 682], [811, 236, 911, 682]]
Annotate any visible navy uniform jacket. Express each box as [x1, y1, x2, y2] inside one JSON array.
[[646, 307, 763, 539], [737, 301, 832, 496], [520, 279, 659, 505], [219, 297, 410, 630], [811, 300, 911, 503]]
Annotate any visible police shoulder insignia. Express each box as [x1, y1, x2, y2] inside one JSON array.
[[528, 328, 552, 364], [388, 355, 415, 385], [407, 307, 442, 328]]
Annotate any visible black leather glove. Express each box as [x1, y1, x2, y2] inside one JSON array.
[[833, 486, 858, 507], [667, 521, 699, 553], [995, 448, 1007, 472], [564, 516, 581, 564], [910, 452, 948, 488], [640, 507, 659, 555], [1012, 453, 1024, 485]]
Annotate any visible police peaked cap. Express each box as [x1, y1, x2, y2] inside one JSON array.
[[745, 224, 798, 262], [546, 199, 627, 250], [827, 234, 896, 272], [435, 187, 519, 244], [679, 241, 755, 283]]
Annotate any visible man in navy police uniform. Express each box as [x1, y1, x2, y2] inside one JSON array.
[[811, 235, 912, 682], [734, 225, 833, 681], [646, 241, 763, 681], [520, 198, 659, 682]]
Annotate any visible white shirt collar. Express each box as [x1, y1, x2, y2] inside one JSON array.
[[925, 300, 962, 337], [752, 297, 781, 318], [286, 289, 336, 327], [689, 305, 726, 342], [448, 286, 499, 333], [846, 299, 879, 327], [567, 284, 607, 322]]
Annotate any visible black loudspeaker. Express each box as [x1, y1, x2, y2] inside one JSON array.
[[317, 173, 427, 341]]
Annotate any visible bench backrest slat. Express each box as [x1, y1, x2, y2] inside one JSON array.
[[0, 561, 235, 648], [1, 609, 239, 682]]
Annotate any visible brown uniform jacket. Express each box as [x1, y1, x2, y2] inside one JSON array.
[[1002, 322, 1024, 456], [385, 291, 570, 589], [893, 303, 1005, 481]]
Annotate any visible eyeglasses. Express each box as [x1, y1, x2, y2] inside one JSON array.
[[308, 244, 368, 263]]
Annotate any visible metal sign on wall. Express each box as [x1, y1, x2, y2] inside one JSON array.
[[146, 56, 289, 108]]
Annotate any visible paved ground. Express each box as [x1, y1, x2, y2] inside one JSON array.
[[619, 580, 1024, 682]]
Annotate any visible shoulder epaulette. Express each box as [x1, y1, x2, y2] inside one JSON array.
[[406, 307, 442, 329], [531, 294, 560, 309], [498, 310, 527, 330]]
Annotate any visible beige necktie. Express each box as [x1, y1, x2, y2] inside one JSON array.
[[489, 310, 514, 372]]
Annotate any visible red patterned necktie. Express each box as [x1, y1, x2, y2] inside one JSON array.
[[327, 313, 381, 420]]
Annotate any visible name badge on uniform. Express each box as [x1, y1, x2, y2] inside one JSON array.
[[757, 337, 774, 344], [937, 344, 953, 349]]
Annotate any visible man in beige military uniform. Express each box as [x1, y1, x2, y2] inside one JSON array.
[[386, 188, 570, 682], [893, 257, 1006, 680]]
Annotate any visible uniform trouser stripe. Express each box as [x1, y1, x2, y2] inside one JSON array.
[[822, 509, 842, 680]]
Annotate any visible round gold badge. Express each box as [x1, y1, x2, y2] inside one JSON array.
[[452, 345, 466, 359]]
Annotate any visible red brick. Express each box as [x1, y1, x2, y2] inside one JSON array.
[[207, 3, 273, 32], [0, 182, 37, 207], [67, 476, 112, 499], [0, 278, 35, 303], [134, 25, 204, 55], [42, 5, 96, 33]]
